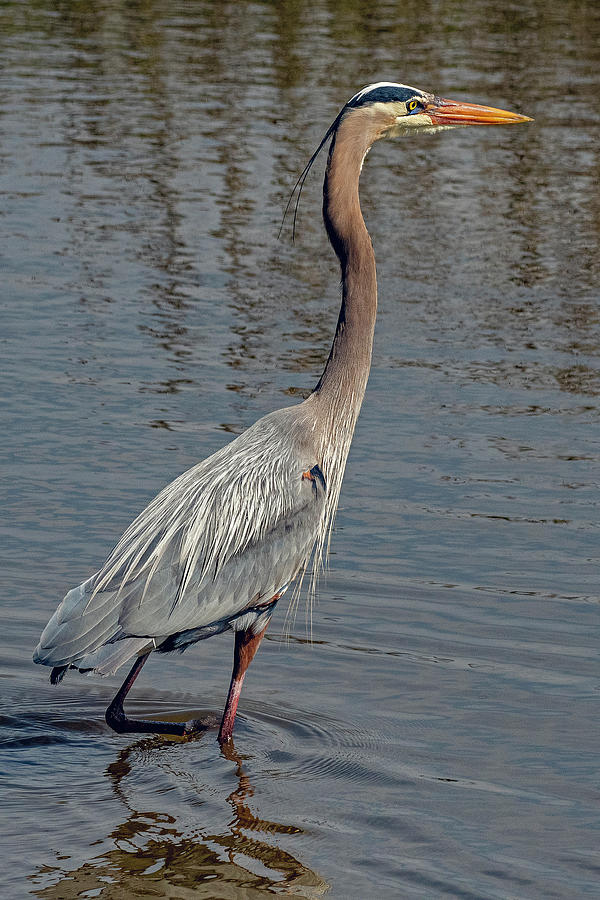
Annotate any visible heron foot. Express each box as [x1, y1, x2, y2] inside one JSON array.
[[105, 702, 187, 737], [105, 707, 220, 738], [183, 713, 220, 735]]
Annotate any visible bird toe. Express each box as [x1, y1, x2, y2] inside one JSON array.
[[183, 713, 220, 735]]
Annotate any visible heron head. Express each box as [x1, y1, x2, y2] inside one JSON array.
[[281, 81, 531, 240], [343, 81, 532, 140]]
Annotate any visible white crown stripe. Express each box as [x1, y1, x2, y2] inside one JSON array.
[[350, 81, 421, 104]]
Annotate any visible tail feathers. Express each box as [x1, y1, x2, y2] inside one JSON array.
[[48, 637, 152, 682], [51, 665, 68, 684]]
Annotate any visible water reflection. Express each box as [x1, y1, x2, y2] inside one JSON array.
[[32, 738, 327, 899]]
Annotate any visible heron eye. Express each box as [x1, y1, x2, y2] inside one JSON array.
[[407, 99, 419, 113]]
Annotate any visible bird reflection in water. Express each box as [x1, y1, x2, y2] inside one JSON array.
[[31, 735, 328, 899]]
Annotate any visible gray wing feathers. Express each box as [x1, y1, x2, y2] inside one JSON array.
[[94, 407, 317, 605], [34, 404, 325, 673], [34, 577, 130, 667]]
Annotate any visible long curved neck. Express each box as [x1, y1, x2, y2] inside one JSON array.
[[313, 111, 377, 410], [303, 108, 380, 581]]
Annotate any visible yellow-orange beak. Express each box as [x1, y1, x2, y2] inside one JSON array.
[[425, 98, 533, 126]]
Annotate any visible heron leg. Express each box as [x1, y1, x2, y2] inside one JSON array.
[[105, 652, 188, 737], [218, 622, 269, 744]]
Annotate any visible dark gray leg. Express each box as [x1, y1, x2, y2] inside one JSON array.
[[105, 652, 189, 736]]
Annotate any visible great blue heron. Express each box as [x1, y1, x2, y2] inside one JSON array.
[[34, 82, 531, 743]]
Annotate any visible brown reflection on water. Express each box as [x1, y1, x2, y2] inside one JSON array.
[[32, 739, 327, 899]]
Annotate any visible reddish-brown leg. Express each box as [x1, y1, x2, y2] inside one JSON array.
[[105, 652, 188, 736], [218, 623, 269, 744]]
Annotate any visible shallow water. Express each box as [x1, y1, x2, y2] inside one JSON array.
[[2, 1, 600, 897]]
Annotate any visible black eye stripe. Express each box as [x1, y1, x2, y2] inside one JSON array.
[[348, 85, 423, 108]]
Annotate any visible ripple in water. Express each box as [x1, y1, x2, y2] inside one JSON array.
[[236, 702, 407, 790]]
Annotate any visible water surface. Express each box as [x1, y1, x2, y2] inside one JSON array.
[[2, 1, 599, 897]]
